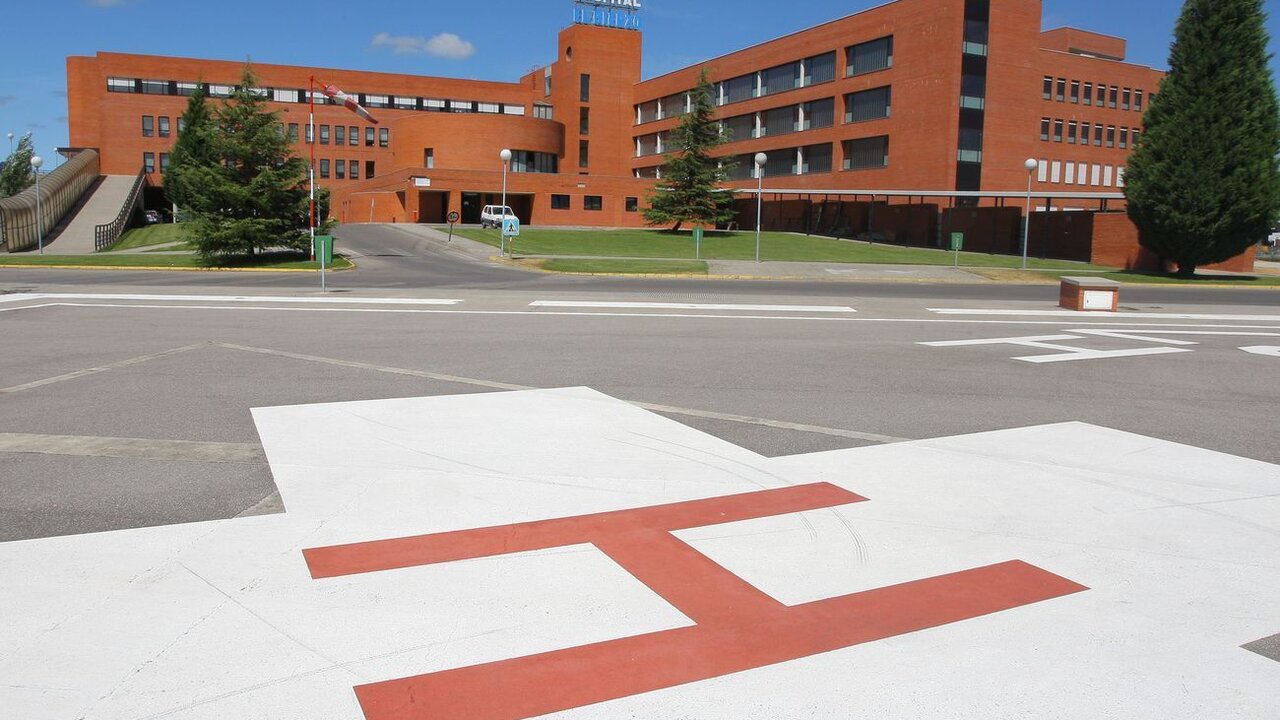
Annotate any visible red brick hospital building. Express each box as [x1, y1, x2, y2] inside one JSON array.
[[66, 0, 1202, 266]]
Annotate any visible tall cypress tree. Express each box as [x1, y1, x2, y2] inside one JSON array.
[[644, 70, 736, 232], [164, 82, 217, 216], [1124, 0, 1280, 276], [190, 64, 310, 258]]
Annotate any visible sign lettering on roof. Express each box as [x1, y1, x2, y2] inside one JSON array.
[[573, 0, 642, 30]]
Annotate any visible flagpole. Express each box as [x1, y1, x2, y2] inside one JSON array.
[[309, 75, 325, 293]]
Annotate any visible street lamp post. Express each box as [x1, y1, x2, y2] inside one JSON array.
[[1022, 158, 1039, 270], [6, 132, 13, 154], [499, 148, 512, 256], [754, 153, 767, 264], [31, 155, 44, 254]]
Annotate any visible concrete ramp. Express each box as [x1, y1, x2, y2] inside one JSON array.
[[41, 175, 139, 254]]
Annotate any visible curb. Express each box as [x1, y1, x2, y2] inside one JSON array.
[[0, 260, 359, 274]]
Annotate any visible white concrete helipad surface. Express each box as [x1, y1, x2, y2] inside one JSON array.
[[1, 387, 1278, 719]]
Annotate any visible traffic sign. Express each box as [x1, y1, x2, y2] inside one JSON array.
[[446, 211, 460, 243], [950, 232, 964, 251], [503, 216, 521, 237]]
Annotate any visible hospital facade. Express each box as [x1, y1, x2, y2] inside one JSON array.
[[64, 0, 1212, 268]]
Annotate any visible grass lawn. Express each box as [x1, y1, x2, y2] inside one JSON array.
[[455, 227, 1111, 270], [105, 223, 189, 251], [0, 250, 352, 271], [538, 259, 708, 275]]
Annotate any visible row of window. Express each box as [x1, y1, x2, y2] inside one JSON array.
[[282, 123, 390, 148], [317, 159, 375, 180], [142, 152, 168, 174], [1040, 118, 1142, 149], [636, 136, 888, 180], [549, 194, 639, 212], [142, 150, 376, 181], [634, 88, 890, 158], [141, 114, 393, 149], [1042, 76, 1151, 112], [140, 115, 174, 138], [632, 35, 893, 126], [1035, 158, 1126, 189], [108, 77, 528, 116]]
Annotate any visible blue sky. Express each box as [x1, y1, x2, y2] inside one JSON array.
[[2, 0, 1277, 168]]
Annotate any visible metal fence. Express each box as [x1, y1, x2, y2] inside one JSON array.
[[94, 168, 148, 251], [0, 149, 101, 253]]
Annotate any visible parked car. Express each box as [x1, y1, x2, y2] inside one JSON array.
[[143, 210, 161, 224], [480, 205, 516, 229]]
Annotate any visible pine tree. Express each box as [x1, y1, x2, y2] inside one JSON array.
[[189, 64, 311, 258], [1124, 0, 1280, 276], [0, 133, 36, 199], [164, 82, 217, 216], [644, 70, 737, 232]]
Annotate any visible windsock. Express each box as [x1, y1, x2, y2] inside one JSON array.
[[320, 84, 379, 125]]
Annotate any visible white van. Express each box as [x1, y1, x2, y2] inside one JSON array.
[[480, 205, 516, 229]]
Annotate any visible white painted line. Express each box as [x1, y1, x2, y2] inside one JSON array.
[[1241, 346, 1280, 357], [922, 335, 1080, 347], [930, 308, 1280, 322], [25, 301, 1280, 331], [0, 343, 207, 394], [0, 302, 61, 314], [1016, 347, 1193, 364], [11, 293, 464, 306], [1071, 329, 1280, 337], [1070, 329, 1199, 346], [217, 343, 906, 443], [0, 293, 41, 304], [531, 301, 857, 313]]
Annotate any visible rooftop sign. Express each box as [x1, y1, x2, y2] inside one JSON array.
[[573, 0, 641, 31]]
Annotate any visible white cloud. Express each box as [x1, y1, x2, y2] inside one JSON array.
[[423, 33, 475, 60], [371, 32, 475, 60]]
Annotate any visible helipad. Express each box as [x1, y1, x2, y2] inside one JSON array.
[[1, 387, 1277, 719]]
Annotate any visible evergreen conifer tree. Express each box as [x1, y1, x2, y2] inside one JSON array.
[[1124, 0, 1280, 276], [189, 64, 311, 258], [0, 133, 36, 199], [644, 70, 736, 232], [164, 83, 218, 217]]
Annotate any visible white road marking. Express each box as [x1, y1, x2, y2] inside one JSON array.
[[0, 343, 207, 394], [0, 302, 62, 313], [217, 343, 906, 443], [1070, 329, 1199, 346], [922, 335, 1082, 347], [530, 301, 857, 313], [4, 293, 464, 305], [0, 293, 41, 304], [930, 308, 1280, 322], [10, 299, 1280, 333], [1017, 347, 1192, 364], [1241, 346, 1280, 357], [921, 334, 1196, 364]]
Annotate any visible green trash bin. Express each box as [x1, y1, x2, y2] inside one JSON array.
[[313, 235, 334, 265]]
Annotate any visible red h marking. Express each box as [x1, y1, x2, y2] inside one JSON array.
[[304, 483, 1086, 720]]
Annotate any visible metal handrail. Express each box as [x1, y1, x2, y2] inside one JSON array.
[[94, 168, 148, 251]]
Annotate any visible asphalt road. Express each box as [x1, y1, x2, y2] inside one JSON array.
[[2, 275, 1278, 544]]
